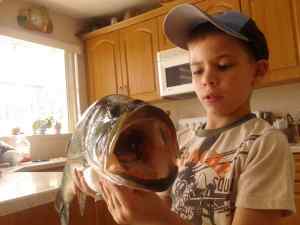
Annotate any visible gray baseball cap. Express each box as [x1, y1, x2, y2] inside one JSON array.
[[164, 4, 269, 60]]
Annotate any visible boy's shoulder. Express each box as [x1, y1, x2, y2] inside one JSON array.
[[176, 117, 289, 156], [228, 117, 285, 141], [220, 118, 290, 160]]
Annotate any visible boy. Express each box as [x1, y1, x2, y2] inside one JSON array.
[[75, 4, 295, 225]]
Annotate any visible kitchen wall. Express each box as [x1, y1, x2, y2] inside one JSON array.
[[154, 82, 300, 125], [0, 0, 84, 160], [0, 0, 82, 47]]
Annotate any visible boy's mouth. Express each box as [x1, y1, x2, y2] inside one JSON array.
[[203, 94, 224, 103]]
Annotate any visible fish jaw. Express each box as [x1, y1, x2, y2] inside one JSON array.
[[97, 104, 179, 191]]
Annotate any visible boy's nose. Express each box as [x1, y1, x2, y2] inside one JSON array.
[[201, 70, 218, 87]]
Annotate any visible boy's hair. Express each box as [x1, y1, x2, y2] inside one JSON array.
[[188, 22, 259, 61]]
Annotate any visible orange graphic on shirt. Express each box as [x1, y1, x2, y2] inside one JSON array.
[[180, 150, 231, 176]]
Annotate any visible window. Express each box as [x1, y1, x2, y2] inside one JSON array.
[[0, 35, 70, 135]]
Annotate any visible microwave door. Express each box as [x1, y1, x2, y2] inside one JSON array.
[[157, 47, 194, 97], [165, 63, 192, 87], [160, 63, 194, 96]]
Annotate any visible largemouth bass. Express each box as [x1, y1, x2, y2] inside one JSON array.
[[55, 94, 179, 225]]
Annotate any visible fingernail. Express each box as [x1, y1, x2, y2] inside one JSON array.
[[98, 183, 103, 192]]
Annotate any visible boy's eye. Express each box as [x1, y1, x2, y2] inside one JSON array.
[[217, 63, 233, 71], [191, 68, 204, 76]]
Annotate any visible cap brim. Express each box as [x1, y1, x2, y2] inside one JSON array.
[[164, 4, 249, 50]]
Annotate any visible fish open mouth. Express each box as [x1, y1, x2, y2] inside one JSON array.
[[106, 105, 178, 191]]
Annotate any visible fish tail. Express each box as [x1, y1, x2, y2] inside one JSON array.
[[55, 190, 70, 225]]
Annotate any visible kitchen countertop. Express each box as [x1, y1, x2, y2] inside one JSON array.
[[0, 157, 66, 173], [290, 144, 300, 153], [0, 172, 62, 216], [0, 146, 299, 217]]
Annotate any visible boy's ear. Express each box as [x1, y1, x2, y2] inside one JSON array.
[[252, 59, 269, 85]]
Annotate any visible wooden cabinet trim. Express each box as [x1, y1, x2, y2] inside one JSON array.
[[292, 0, 300, 66], [82, 0, 212, 40]]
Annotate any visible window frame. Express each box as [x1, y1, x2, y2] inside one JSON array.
[[0, 26, 86, 134]]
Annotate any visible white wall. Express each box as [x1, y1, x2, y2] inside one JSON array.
[[0, 0, 82, 48], [154, 82, 300, 125]]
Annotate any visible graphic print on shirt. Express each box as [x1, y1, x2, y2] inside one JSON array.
[[171, 134, 260, 225]]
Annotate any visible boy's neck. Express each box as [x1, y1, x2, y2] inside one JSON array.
[[206, 108, 252, 130]]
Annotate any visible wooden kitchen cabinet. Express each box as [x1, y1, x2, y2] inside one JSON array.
[[157, 0, 241, 51], [85, 31, 123, 103], [95, 201, 119, 225], [281, 153, 300, 225], [194, 0, 240, 13], [241, 0, 300, 87], [119, 19, 160, 101], [0, 197, 98, 225], [0, 197, 119, 225], [85, 18, 160, 103]]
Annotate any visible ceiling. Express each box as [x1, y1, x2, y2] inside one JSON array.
[[24, 0, 162, 19]]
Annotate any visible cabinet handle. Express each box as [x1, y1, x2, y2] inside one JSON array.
[[119, 86, 123, 94], [123, 85, 128, 95]]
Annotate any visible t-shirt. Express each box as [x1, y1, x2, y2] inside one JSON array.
[[171, 114, 296, 225]]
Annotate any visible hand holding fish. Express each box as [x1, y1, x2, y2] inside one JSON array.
[[99, 180, 174, 225], [74, 169, 97, 199]]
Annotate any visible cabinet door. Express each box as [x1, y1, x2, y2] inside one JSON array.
[[241, 0, 300, 87], [86, 32, 123, 104], [195, 0, 240, 13], [281, 154, 300, 225], [120, 19, 160, 102], [285, 189, 300, 225], [0, 197, 97, 225]]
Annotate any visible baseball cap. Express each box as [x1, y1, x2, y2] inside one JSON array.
[[164, 4, 269, 60]]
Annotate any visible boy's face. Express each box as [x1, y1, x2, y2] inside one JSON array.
[[188, 33, 265, 118]]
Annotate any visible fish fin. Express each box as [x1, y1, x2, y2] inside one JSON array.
[[76, 189, 87, 217], [55, 190, 70, 225]]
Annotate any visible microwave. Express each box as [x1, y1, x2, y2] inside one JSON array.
[[157, 47, 193, 97]]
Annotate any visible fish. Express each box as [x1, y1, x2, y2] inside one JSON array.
[[55, 94, 179, 225]]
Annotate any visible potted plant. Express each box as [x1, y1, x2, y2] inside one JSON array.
[[53, 121, 62, 134], [32, 116, 54, 134]]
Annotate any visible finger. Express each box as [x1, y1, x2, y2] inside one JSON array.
[[74, 168, 97, 198], [102, 181, 126, 209], [73, 168, 81, 188], [100, 181, 115, 207], [100, 181, 117, 217], [78, 170, 97, 197], [100, 182, 128, 225], [74, 169, 85, 200], [99, 181, 110, 205]]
